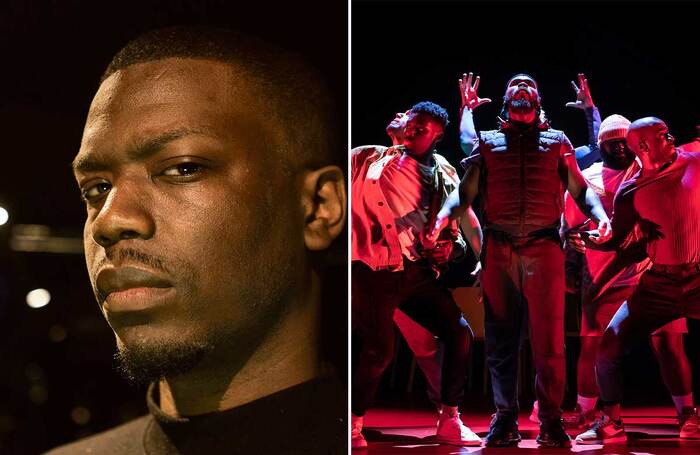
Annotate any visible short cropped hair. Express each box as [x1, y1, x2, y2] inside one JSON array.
[[102, 26, 337, 170], [409, 101, 449, 128]]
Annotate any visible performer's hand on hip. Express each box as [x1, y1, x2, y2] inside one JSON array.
[[423, 216, 449, 250], [459, 72, 491, 111]]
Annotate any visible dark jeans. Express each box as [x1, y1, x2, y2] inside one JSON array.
[[597, 267, 700, 405], [481, 233, 566, 422], [351, 260, 473, 416]]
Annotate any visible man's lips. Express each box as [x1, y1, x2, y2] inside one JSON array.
[[96, 266, 173, 301]]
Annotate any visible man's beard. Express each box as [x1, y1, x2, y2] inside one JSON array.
[[114, 338, 213, 386], [509, 98, 534, 114], [604, 150, 635, 170]]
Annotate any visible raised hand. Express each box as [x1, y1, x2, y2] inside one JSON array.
[[459, 72, 492, 111], [565, 73, 595, 110]]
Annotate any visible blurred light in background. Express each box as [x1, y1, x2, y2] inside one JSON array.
[[48, 324, 68, 342], [26, 288, 51, 308], [28, 385, 48, 404], [10, 224, 83, 254], [0, 206, 8, 226], [71, 406, 91, 426]]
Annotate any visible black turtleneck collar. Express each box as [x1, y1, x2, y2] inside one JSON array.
[[143, 376, 347, 454], [47, 376, 346, 455]]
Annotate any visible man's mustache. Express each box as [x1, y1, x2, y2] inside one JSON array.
[[96, 248, 170, 275]]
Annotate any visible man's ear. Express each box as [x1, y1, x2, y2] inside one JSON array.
[[637, 138, 648, 153], [301, 165, 347, 251]]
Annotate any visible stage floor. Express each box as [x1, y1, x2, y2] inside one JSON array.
[[357, 406, 700, 454]]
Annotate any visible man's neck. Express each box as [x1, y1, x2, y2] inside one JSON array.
[[158, 274, 323, 417], [641, 150, 678, 175], [405, 150, 434, 166], [508, 109, 536, 124]]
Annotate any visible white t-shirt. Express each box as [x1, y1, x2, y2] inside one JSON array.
[[379, 152, 436, 261]]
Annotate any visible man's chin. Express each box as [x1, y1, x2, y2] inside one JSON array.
[[113, 329, 211, 386]]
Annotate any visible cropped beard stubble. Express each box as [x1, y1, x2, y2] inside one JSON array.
[[114, 339, 211, 386]]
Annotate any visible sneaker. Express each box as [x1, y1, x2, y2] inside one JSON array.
[[351, 414, 367, 449], [537, 419, 572, 448], [529, 400, 540, 424], [562, 404, 596, 429], [575, 415, 626, 445], [680, 407, 700, 439], [436, 409, 482, 446], [485, 415, 522, 447]]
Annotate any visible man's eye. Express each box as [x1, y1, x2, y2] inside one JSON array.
[[82, 182, 111, 201], [162, 162, 203, 177]]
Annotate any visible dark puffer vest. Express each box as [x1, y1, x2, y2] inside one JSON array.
[[466, 124, 571, 237]]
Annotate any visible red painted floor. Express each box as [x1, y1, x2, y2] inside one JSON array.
[[357, 406, 700, 454]]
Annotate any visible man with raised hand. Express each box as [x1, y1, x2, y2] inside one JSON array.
[[428, 73, 611, 448]]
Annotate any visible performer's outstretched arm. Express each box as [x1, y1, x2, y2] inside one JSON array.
[[566, 73, 602, 169], [458, 72, 491, 155]]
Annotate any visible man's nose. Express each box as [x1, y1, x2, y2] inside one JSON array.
[[89, 181, 155, 248]]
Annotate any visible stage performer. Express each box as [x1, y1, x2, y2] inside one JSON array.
[[428, 73, 611, 448], [354, 109, 482, 414], [562, 113, 693, 432], [575, 117, 700, 444], [351, 101, 481, 448]]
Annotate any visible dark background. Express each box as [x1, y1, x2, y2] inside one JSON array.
[[0, 1, 346, 454], [352, 1, 700, 411], [352, 1, 700, 164]]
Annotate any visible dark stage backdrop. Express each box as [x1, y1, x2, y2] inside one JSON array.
[[352, 0, 700, 408], [352, 1, 699, 166], [0, 2, 346, 454]]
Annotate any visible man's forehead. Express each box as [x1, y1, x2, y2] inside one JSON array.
[[407, 112, 435, 124], [89, 58, 252, 118], [79, 58, 277, 158]]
